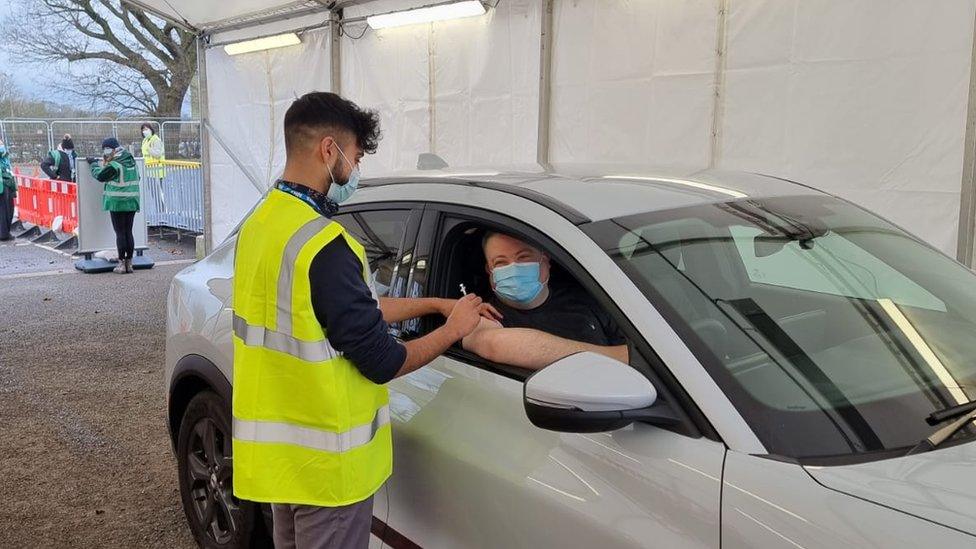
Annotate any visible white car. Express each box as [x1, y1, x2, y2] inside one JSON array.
[[166, 169, 976, 548]]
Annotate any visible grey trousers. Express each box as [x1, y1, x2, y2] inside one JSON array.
[[272, 496, 373, 549]]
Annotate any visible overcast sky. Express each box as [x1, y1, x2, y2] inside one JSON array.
[[1, 0, 58, 102], [0, 0, 196, 116]]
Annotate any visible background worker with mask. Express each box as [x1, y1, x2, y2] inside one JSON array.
[[40, 135, 78, 182], [140, 123, 166, 210], [232, 92, 493, 549]]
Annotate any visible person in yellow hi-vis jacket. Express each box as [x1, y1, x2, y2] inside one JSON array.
[[141, 122, 165, 175], [141, 122, 166, 211], [231, 92, 500, 549]]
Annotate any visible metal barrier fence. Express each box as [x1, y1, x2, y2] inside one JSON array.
[[161, 121, 201, 160], [0, 118, 201, 162], [0, 120, 53, 165], [142, 159, 204, 233], [49, 120, 116, 158]]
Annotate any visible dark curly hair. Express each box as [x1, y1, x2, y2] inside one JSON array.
[[284, 92, 381, 155]]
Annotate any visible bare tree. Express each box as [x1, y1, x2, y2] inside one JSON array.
[[2, 0, 196, 117], [0, 72, 20, 117]]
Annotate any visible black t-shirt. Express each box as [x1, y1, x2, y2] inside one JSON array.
[[490, 281, 626, 346]]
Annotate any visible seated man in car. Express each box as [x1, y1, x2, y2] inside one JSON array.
[[462, 231, 630, 370]]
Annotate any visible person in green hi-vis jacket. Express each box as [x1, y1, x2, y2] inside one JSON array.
[[0, 139, 15, 241], [88, 137, 141, 274]]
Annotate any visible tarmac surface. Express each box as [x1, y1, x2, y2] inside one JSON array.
[[0, 235, 197, 547], [0, 228, 197, 277]]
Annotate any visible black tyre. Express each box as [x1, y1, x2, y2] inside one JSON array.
[[176, 390, 270, 548]]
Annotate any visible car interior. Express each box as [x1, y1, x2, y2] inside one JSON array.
[[428, 221, 617, 380], [620, 216, 976, 455]]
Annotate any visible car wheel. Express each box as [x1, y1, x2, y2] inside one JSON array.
[[177, 390, 267, 548]]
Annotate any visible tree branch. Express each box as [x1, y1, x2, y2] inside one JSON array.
[[1, 0, 197, 116]]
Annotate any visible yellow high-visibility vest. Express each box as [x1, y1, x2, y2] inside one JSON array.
[[142, 134, 166, 178], [231, 189, 392, 507]]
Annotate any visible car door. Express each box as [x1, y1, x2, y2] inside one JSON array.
[[382, 205, 726, 548], [330, 202, 423, 549]]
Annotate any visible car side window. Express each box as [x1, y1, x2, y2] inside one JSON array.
[[426, 216, 630, 380], [333, 210, 412, 299]]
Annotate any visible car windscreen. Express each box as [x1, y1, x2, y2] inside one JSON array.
[[583, 195, 976, 462]]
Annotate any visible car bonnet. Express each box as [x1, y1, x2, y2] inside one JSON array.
[[804, 441, 976, 535]]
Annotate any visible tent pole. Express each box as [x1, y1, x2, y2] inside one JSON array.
[[331, 13, 342, 96], [708, 0, 729, 169], [956, 8, 976, 267], [197, 34, 214, 254], [536, 0, 554, 171], [428, 24, 437, 154]]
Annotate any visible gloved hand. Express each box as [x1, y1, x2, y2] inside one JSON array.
[[86, 157, 97, 165]]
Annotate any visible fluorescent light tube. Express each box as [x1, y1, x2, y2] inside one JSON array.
[[224, 33, 302, 56], [367, 1, 487, 30]]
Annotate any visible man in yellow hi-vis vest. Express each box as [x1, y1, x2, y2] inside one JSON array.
[[232, 92, 495, 549]]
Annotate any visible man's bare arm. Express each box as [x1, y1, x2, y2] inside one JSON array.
[[378, 297, 449, 323], [379, 297, 503, 324], [462, 319, 629, 370]]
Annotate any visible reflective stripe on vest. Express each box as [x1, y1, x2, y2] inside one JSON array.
[[277, 217, 331, 335], [232, 314, 338, 362], [234, 405, 390, 454]]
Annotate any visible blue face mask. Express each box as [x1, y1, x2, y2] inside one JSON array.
[[492, 262, 545, 304], [0, 146, 6, 154], [326, 144, 360, 204]]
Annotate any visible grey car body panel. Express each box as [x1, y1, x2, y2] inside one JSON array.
[[385, 360, 725, 548], [352, 169, 825, 223], [723, 451, 975, 548], [805, 442, 976, 536]]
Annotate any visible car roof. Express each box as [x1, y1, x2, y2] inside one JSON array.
[[357, 166, 826, 223]]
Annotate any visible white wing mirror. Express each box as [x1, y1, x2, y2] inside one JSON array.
[[524, 352, 677, 433]]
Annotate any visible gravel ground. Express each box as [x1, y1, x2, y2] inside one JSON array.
[[0, 263, 196, 548]]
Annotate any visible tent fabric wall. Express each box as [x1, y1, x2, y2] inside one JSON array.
[[550, 0, 719, 169], [341, 0, 542, 174], [720, 0, 976, 255], [189, 0, 976, 255], [206, 28, 332, 243], [340, 22, 432, 173], [548, 0, 976, 256]]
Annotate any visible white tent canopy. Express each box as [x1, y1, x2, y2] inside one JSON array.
[[126, 0, 329, 32], [128, 0, 976, 264]]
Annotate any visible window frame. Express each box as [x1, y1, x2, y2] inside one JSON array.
[[332, 201, 424, 300], [412, 202, 719, 441]]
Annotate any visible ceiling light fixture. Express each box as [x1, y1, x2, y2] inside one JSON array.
[[366, 1, 487, 30], [224, 32, 302, 56]]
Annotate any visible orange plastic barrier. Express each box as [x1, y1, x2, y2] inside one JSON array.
[[12, 168, 78, 233]]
